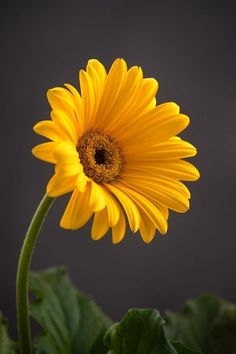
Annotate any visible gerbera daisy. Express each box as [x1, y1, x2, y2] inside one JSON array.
[[32, 58, 199, 243]]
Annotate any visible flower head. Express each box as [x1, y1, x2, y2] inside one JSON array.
[[32, 59, 199, 243]]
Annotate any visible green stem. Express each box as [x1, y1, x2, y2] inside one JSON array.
[[16, 194, 55, 354]]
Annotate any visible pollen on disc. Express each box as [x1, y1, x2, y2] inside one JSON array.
[[77, 129, 122, 183]]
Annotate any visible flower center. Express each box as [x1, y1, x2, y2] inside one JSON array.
[[94, 149, 107, 165], [77, 130, 122, 183]]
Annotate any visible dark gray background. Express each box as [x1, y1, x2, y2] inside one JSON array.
[[1, 0, 235, 338]]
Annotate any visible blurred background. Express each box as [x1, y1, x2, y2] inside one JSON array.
[[1, 0, 235, 338]]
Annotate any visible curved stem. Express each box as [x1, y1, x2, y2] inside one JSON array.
[[16, 194, 55, 354]]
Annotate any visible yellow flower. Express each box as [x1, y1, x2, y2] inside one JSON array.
[[32, 58, 199, 244]]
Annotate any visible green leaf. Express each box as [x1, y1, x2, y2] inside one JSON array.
[[29, 267, 112, 354], [104, 308, 177, 354], [164, 293, 236, 354], [29, 268, 236, 354], [171, 341, 202, 354], [206, 306, 236, 354], [0, 312, 17, 354]]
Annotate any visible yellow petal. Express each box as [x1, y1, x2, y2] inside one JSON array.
[[79, 70, 96, 129], [110, 76, 158, 139], [101, 66, 142, 132], [33, 121, 66, 142], [88, 59, 107, 83], [117, 183, 167, 235], [47, 87, 78, 127], [119, 179, 169, 222], [75, 173, 88, 192], [95, 59, 127, 129], [46, 173, 77, 197], [155, 203, 169, 221], [153, 160, 200, 181], [64, 83, 84, 134], [112, 206, 126, 244], [32, 142, 59, 163], [129, 77, 158, 117], [125, 137, 197, 160], [154, 102, 180, 116], [51, 111, 78, 145], [122, 172, 191, 199], [60, 187, 92, 229], [89, 181, 106, 212], [120, 112, 189, 149], [52, 142, 88, 191], [91, 208, 109, 240], [139, 211, 156, 243], [53, 142, 78, 164], [121, 179, 189, 213], [125, 159, 200, 181], [102, 188, 120, 226], [85, 59, 107, 129], [55, 162, 83, 177], [107, 183, 140, 232]]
